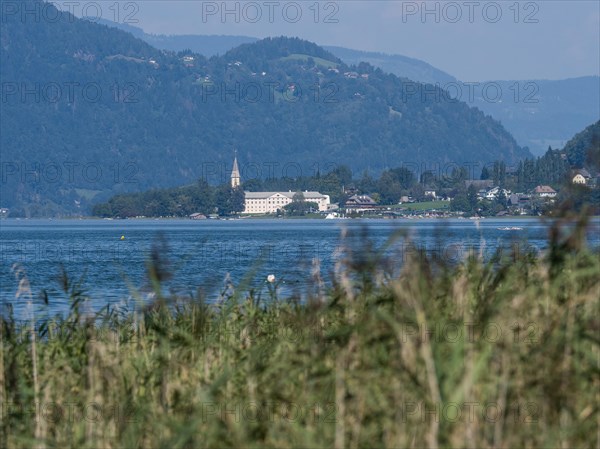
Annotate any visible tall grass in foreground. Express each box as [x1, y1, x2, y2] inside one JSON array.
[[1, 217, 599, 449]]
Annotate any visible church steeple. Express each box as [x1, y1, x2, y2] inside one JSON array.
[[231, 151, 241, 188]]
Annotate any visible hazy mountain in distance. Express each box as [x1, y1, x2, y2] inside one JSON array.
[[322, 46, 457, 85], [469, 77, 600, 156], [94, 18, 260, 55]]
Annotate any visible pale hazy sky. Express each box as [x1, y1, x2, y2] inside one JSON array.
[[59, 1, 600, 81]]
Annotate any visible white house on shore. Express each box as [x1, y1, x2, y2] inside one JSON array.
[[229, 156, 330, 214], [244, 191, 330, 214]]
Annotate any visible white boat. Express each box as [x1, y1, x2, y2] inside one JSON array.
[[497, 226, 523, 231]]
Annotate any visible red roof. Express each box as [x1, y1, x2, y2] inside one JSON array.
[[534, 185, 556, 193]]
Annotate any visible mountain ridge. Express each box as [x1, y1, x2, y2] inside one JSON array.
[[93, 18, 457, 86]]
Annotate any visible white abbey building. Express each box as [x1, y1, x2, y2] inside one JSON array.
[[244, 191, 331, 214], [230, 156, 330, 214]]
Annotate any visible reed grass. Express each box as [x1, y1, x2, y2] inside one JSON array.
[[1, 217, 598, 449]]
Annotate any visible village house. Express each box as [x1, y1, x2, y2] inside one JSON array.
[[182, 56, 195, 67], [483, 186, 511, 200], [344, 194, 379, 213], [533, 185, 557, 198], [509, 194, 533, 214], [509, 193, 531, 206], [343, 185, 359, 196], [424, 189, 437, 199], [572, 169, 592, 185]]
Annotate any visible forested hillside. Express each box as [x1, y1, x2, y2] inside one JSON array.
[[562, 120, 600, 170]]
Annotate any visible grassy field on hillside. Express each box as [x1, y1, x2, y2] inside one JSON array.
[[278, 53, 339, 69]]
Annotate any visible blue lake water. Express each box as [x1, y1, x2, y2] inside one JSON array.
[[1, 217, 599, 318]]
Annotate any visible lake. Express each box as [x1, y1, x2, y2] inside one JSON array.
[[1, 217, 598, 318]]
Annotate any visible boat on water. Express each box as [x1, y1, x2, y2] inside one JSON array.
[[497, 226, 523, 231], [325, 213, 346, 219]]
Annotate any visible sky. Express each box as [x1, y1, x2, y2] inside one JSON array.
[[59, 1, 600, 81]]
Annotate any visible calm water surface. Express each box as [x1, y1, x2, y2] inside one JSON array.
[[1, 217, 598, 317]]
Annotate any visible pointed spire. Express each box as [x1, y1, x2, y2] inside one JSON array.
[[231, 150, 241, 188]]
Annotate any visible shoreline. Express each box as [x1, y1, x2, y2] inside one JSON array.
[[0, 214, 600, 223]]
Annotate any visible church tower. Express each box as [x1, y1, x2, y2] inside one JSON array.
[[231, 152, 241, 188]]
